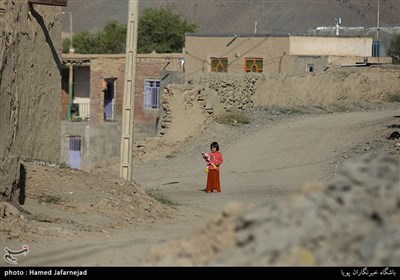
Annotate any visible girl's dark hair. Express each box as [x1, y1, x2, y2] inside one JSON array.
[[210, 141, 219, 151]]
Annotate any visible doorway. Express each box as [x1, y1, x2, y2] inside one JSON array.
[[103, 78, 117, 121], [68, 136, 81, 169]]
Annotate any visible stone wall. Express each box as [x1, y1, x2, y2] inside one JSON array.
[[160, 73, 263, 136], [0, 1, 62, 201]]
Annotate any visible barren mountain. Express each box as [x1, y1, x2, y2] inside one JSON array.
[[62, 0, 400, 35]]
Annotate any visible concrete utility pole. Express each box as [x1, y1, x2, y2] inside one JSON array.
[[120, 0, 139, 180], [377, 0, 380, 64], [61, 12, 74, 53]]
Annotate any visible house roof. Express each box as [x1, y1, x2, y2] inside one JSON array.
[[61, 53, 184, 65], [185, 33, 372, 38]]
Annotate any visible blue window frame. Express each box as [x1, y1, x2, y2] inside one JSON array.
[[143, 80, 160, 109]]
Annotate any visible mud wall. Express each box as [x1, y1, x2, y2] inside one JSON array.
[[160, 67, 400, 140], [0, 0, 62, 201], [254, 67, 400, 106]]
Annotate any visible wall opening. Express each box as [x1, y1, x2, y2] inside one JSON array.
[[306, 64, 314, 73]]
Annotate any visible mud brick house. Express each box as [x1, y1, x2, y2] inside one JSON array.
[[60, 52, 184, 170], [184, 33, 392, 80]]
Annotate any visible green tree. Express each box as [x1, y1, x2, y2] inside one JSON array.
[[62, 8, 197, 54], [137, 7, 198, 54], [62, 37, 72, 53], [69, 31, 97, 54], [62, 21, 126, 54], [96, 21, 127, 54], [388, 34, 400, 64]]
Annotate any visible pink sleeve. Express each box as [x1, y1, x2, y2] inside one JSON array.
[[217, 152, 223, 165]]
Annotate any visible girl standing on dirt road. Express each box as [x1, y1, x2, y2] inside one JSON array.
[[203, 142, 223, 193]]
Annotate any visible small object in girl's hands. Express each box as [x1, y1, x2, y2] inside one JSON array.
[[202, 152, 212, 172], [202, 152, 210, 162]]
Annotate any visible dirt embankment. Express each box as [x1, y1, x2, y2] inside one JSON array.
[[0, 161, 176, 244]]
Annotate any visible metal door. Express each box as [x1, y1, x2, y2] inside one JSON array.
[[68, 137, 81, 169]]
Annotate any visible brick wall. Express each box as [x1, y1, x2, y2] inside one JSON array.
[[78, 54, 183, 126], [90, 57, 126, 124], [61, 53, 184, 143]]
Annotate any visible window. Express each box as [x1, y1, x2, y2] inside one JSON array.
[[306, 64, 314, 73], [143, 80, 160, 109], [372, 40, 381, 57], [210, 57, 228, 73], [244, 58, 263, 73]]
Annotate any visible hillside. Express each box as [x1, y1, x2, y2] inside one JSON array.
[[62, 0, 400, 35]]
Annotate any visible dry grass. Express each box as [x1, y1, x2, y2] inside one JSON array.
[[215, 110, 250, 125]]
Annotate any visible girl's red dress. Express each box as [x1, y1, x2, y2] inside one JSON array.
[[206, 151, 223, 193]]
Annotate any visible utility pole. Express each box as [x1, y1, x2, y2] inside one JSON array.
[[62, 12, 74, 53], [62, 11, 74, 121], [377, 0, 380, 41], [377, 0, 380, 64], [120, 0, 139, 180]]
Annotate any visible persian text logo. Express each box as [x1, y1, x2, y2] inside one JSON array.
[[3, 245, 29, 265]]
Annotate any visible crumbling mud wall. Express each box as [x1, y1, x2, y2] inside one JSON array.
[[159, 74, 261, 139], [0, 0, 61, 201], [160, 68, 400, 143]]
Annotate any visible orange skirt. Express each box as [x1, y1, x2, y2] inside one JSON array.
[[206, 169, 221, 193]]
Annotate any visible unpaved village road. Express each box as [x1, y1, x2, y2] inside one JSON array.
[[4, 109, 399, 266]]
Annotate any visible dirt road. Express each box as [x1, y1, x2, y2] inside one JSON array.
[[3, 108, 399, 266]]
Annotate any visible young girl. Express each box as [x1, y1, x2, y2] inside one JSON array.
[[204, 141, 223, 193]]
